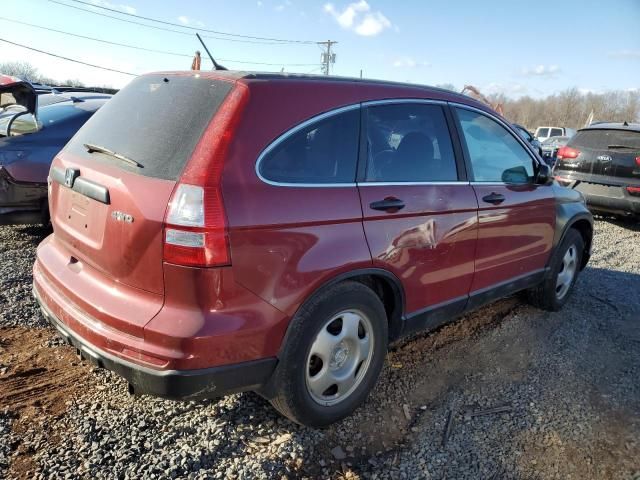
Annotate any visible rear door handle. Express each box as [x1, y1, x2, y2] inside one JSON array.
[[370, 198, 405, 212], [482, 192, 505, 205]]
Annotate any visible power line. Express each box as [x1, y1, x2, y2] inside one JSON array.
[[47, 0, 299, 45], [0, 16, 320, 67], [0, 16, 189, 58], [53, 0, 318, 45], [0, 37, 137, 76]]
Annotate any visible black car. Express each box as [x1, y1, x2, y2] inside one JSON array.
[[0, 77, 111, 225], [513, 123, 543, 158], [554, 122, 640, 218]]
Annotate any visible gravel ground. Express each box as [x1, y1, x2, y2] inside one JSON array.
[[1, 217, 639, 479]]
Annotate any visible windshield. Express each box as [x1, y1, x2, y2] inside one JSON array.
[[571, 129, 640, 150]]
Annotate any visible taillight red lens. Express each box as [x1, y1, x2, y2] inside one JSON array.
[[635, 156, 640, 167], [163, 84, 250, 267], [557, 146, 580, 160], [627, 186, 640, 196]]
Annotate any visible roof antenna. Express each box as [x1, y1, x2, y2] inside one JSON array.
[[196, 33, 227, 71]]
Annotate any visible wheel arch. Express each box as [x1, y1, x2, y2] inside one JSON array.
[[553, 203, 593, 270], [278, 268, 406, 356]]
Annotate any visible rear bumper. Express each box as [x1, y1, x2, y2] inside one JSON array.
[[572, 182, 640, 216], [33, 284, 277, 399]]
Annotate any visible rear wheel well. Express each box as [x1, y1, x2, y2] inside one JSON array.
[[569, 219, 592, 269], [346, 274, 404, 341]]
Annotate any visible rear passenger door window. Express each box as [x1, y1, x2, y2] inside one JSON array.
[[258, 109, 359, 184], [365, 103, 459, 182], [455, 108, 534, 184]]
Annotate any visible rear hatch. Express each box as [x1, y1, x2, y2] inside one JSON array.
[[48, 73, 234, 329], [555, 128, 640, 184]]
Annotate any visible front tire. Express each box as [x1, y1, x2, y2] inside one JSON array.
[[528, 228, 584, 311], [267, 281, 388, 427]]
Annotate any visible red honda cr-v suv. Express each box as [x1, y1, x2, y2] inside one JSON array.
[[33, 71, 593, 427]]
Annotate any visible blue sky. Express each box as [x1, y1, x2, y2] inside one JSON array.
[[1, 0, 638, 97]]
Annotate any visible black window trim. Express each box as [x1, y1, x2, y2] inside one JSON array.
[[255, 103, 361, 188], [357, 98, 469, 186], [449, 102, 543, 186]]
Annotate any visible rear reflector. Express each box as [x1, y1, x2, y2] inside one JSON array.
[[627, 186, 640, 196], [165, 229, 205, 247], [557, 146, 580, 160], [162, 84, 249, 268]]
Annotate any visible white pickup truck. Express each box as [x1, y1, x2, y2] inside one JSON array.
[[535, 126, 576, 142]]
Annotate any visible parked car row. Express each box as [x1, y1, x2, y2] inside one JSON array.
[[0, 75, 111, 224], [27, 71, 594, 426]]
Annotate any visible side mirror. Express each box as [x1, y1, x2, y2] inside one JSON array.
[[535, 163, 552, 185], [502, 165, 529, 184]]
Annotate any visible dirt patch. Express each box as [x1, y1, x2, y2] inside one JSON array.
[[0, 327, 94, 478]]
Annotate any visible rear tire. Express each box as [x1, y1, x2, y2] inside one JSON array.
[[267, 281, 388, 427], [528, 228, 584, 311]]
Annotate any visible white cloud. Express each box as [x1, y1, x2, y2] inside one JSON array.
[[521, 64, 561, 77], [323, 1, 392, 37], [89, 0, 136, 14], [177, 15, 205, 27], [257, 0, 263, 6], [392, 56, 430, 68], [608, 49, 640, 60]]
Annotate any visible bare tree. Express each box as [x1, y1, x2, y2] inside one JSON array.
[[499, 89, 640, 130], [0, 61, 40, 82]]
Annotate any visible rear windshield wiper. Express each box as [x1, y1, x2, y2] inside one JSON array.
[[607, 144, 639, 150], [84, 143, 144, 169]]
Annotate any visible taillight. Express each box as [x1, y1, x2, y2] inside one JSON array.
[[557, 146, 580, 160], [635, 156, 640, 167], [627, 186, 640, 196], [163, 84, 249, 267]]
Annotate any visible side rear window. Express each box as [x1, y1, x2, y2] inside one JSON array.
[[537, 128, 549, 138], [456, 108, 534, 184], [365, 103, 458, 182], [258, 109, 359, 184]]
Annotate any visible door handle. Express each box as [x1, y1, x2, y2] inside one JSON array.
[[370, 197, 405, 212], [482, 192, 505, 205]]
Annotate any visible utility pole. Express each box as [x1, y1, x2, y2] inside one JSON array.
[[318, 40, 337, 75]]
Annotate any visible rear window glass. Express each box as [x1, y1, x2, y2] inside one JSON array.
[[536, 128, 549, 138], [550, 128, 563, 137], [66, 74, 233, 180], [570, 129, 640, 150], [258, 109, 359, 184]]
